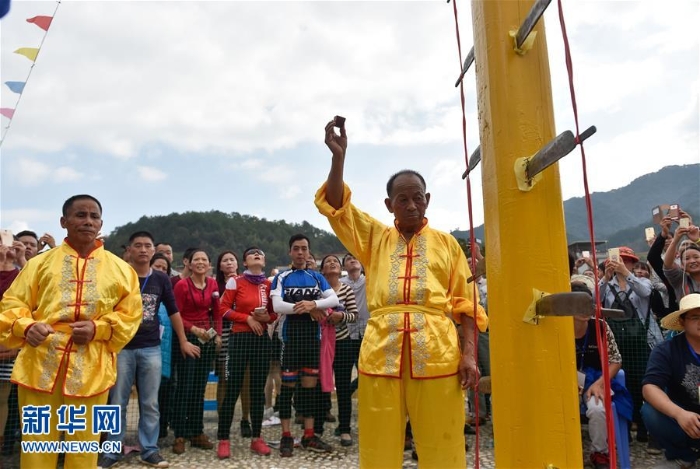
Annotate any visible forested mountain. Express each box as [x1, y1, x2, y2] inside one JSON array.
[[104, 211, 345, 269], [453, 164, 699, 252], [105, 165, 698, 268]]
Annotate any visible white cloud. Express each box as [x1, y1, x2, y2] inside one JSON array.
[[6, 158, 84, 186], [0, 1, 696, 238], [0, 209, 59, 233], [54, 167, 83, 183], [136, 166, 167, 182], [10, 158, 51, 187], [280, 185, 301, 200]]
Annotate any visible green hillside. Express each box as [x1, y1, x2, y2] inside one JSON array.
[[104, 211, 346, 270], [453, 164, 700, 250]]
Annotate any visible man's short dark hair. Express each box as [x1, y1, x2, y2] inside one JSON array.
[[571, 282, 592, 296], [386, 170, 426, 197], [155, 242, 171, 249], [62, 195, 103, 217], [16, 230, 38, 241], [128, 231, 154, 244], [289, 233, 311, 250], [183, 247, 198, 261]]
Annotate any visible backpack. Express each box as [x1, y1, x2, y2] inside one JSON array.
[[649, 287, 668, 319], [607, 284, 638, 320]]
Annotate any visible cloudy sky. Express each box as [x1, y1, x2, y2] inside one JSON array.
[[1, 0, 698, 244]]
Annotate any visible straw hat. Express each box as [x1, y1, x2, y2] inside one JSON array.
[[660, 293, 700, 331]]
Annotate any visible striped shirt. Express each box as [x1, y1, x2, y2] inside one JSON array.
[[334, 283, 358, 341]]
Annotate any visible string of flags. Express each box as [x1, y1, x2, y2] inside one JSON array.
[[0, 2, 61, 148]]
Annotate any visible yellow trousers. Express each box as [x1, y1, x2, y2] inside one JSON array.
[[18, 374, 108, 469], [358, 338, 467, 469]]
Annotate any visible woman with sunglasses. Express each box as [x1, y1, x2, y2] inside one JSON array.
[[214, 250, 253, 437], [217, 247, 277, 458]]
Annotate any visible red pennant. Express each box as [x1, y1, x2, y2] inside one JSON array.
[[26, 15, 53, 31], [0, 108, 15, 119]]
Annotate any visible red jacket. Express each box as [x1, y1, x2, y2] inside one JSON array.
[[219, 274, 277, 334]]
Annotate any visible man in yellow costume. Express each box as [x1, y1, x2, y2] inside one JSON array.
[[0, 194, 142, 469], [315, 119, 488, 468]]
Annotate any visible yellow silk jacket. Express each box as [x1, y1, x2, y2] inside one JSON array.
[[315, 182, 488, 379], [0, 240, 142, 397]]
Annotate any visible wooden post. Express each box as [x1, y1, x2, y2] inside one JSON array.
[[471, 0, 584, 466]]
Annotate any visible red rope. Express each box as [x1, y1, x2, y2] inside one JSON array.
[[450, 0, 481, 466], [556, 1, 617, 467]]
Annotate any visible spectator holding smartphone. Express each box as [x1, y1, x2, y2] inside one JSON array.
[[217, 247, 276, 458], [172, 249, 222, 454], [648, 216, 679, 314], [663, 213, 700, 300]]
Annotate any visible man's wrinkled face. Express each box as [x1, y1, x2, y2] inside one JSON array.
[[60, 199, 103, 246], [385, 174, 430, 233]]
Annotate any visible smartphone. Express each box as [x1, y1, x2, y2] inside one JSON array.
[[645, 227, 655, 241], [582, 250, 590, 258], [680, 218, 690, 229], [608, 248, 620, 263], [253, 306, 267, 315], [669, 204, 680, 220], [652, 206, 662, 224], [197, 327, 217, 344], [0, 229, 13, 246]]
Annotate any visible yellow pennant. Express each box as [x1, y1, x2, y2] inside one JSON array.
[[14, 47, 39, 62]]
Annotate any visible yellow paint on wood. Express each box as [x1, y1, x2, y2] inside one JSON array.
[[471, 0, 583, 467]]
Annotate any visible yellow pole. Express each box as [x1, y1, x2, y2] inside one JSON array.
[[471, 0, 583, 467]]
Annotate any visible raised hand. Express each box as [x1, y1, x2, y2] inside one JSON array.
[[324, 119, 347, 158]]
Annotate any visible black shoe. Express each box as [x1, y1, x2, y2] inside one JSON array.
[[240, 420, 252, 438], [97, 455, 121, 469], [141, 452, 169, 467], [464, 424, 476, 435], [280, 435, 294, 457], [301, 435, 332, 453], [411, 450, 418, 461]]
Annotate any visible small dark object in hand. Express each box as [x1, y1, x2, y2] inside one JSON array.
[[334, 116, 346, 128]]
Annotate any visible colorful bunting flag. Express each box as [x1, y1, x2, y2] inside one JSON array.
[[0, 108, 16, 119], [4, 81, 26, 94], [26, 15, 52, 31], [14, 47, 39, 62], [2, 2, 60, 147]]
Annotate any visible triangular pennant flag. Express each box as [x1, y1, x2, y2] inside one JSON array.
[[14, 47, 39, 62], [26, 15, 52, 31], [4, 81, 26, 94], [0, 108, 15, 119]]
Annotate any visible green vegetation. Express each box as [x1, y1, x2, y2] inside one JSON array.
[[104, 211, 346, 270]]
